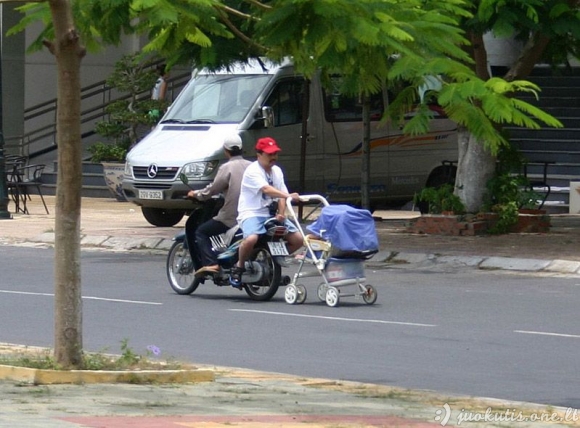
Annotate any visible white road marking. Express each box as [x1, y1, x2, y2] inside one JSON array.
[[514, 330, 580, 339], [230, 309, 437, 327], [0, 289, 161, 305]]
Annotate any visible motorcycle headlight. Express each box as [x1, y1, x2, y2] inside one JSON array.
[[182, 161, 219, 178]]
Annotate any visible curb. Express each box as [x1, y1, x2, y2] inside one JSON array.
[[372, 250, 580, 275], [10, 233, 580, 276], [0, 342, 215, 385], [0, 364, 215, 385]]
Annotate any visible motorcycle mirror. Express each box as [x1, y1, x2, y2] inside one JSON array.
[[179, 173, 189, 185]]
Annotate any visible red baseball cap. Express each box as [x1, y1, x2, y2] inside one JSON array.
[[256, 137, 281, 154]]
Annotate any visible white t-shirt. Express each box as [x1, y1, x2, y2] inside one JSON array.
[[151, 77, 166, 100], [237, 161, 288, 223]]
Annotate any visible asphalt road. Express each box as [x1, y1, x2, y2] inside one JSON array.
[[1, 245, 579, 408]]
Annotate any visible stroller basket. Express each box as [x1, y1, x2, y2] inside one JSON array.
[[325, 258, 365, 282]]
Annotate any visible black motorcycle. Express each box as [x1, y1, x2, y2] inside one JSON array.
[[166, 197, 291, 301]]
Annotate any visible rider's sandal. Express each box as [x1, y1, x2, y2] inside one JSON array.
[[229, 265, 245, 289]]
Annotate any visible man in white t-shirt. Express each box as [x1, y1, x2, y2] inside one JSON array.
[[229, 137, 303, 288]]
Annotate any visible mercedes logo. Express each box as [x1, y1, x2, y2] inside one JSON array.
[[147, 164, 158, 178]]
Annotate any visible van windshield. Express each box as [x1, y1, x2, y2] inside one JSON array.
[[163, 74, 272, 124]]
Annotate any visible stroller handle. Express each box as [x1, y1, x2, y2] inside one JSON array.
[[286, 194, 329, 220], [286, 194, 329, 231], [292, 194, 330, 207]]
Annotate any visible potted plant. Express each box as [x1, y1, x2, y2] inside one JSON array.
[[88, 53, 165, 200], [88, 140, 131, 201], [482, 172, 546, 234], [413, 184, 466, 215]]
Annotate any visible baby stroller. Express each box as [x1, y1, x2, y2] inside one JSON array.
[[285, 195, 379, 307]]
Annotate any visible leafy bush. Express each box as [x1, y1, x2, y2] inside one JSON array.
[[414, 184, 465, 214], [88, 140, 130, 163], [89, 54, 165, 163], [483, 173, 541, 234]]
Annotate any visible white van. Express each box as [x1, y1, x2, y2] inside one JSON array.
[[122, 58, 458, 226]]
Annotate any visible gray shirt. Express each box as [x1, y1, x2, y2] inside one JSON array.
[[195, 155, 251, 227]]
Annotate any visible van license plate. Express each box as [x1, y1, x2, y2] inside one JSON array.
[[138, 190, 163, 200], [268, 242, 289, 256]]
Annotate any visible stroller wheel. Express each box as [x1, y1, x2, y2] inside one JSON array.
[[285, 285, 298, 305], [285, 284, 307, 305], [362, 284, 377, 305], [296, 284, 307, 304], [317, 284, 328, 302], [325, 286, 340, 307]]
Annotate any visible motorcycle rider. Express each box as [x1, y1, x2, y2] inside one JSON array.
[[229, 137, 303, 289], [187, 135, 251, 276]]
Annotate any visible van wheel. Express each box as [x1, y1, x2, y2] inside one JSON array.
[[426, 165, 457, 188], [141, 207, 184, 227]]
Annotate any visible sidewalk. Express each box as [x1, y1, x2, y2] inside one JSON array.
[[2, 361, 578, 428], [2, 195, 580, 274], [1, 195, 580, 427]]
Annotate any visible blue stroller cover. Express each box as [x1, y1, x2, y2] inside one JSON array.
[[307, 205, 379, 253]]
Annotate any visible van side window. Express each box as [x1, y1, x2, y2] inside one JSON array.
[[264, 78, 305, 126], [323, 89, 385, 122]]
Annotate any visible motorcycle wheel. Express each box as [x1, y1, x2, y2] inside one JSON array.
[[244, 243, 281, 301], [166, 241, 201, 295]]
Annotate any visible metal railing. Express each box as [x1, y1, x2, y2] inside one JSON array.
[[5, 69, 191, 159]]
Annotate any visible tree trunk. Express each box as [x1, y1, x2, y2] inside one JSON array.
[[455, 128, 496, 212], [361, 94, 371, 210], [453, 32, 495, 212], [454, 29, 550, 213], [48, 0, 86, 368], [469, 31, 491, 80], [504, 32, 551, 81]]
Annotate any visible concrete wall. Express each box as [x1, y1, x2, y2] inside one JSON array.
[[1, 4, 25, 148], [1, 7, 143, 153]]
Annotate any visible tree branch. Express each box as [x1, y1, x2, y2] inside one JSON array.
[[42, 39, 56, 55], [242, 0, 271, 10], [217, 4, 255, 20], [504, 31, 551, 81], [214, 5, 267, 52]]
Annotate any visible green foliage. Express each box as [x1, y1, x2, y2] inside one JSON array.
[[488, 200, 520, 235], [0, 340, 180, 372], [482, 172, 541, 234], [388, 56, 564, 155], [88, 141, 130, 163], [414, 184, 466, 214], [472, 0, 580, 70], [116, 338, 142, 368], [88, 53, 163, 163], [484, 173, 540, 211], [258, 0, 473, 99]]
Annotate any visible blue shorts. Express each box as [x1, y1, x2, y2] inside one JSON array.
[[240, 216, 298, 238]]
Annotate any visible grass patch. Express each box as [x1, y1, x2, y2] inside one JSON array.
[[0, 340, 182, 371]]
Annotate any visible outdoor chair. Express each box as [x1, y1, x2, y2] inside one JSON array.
[[10, 164, 49, 214]]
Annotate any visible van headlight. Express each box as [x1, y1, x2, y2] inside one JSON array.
[[182, 161, 219, 178], [124, 161, 131, 176]]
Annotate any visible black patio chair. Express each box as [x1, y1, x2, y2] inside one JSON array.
[[12, 164, 49, 214]]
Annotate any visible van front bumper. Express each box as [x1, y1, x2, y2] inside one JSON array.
[[122, 178, 212, 209]]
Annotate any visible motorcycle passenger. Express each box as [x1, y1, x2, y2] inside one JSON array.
[[187, 135, 251, 276], [229, 137, 303, 289]]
